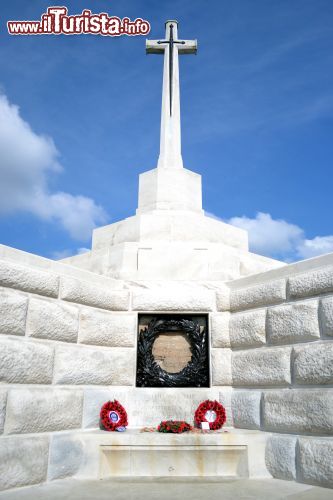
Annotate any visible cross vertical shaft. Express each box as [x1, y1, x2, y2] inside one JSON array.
[[146, 20, 197, 169]]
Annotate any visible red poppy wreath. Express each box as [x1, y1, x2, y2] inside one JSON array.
[[194, 400, 226, 430], [100, 400, 128, 431]]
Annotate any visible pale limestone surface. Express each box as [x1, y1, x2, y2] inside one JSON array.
[[216, 286, 230, 311], [1, 478, 332, 500], [0, 390, 7, 434], [211, 348, 232, 385], [293, 342, 333, 385], [54, 345, 134, 385], [267, 300, 320, 345], [0, 337, 54, 384], [5, 388, 83, 434], [263, 390, 333, 434], [298, 437, 333, 488], [210, 312, 231, 347], [0, 436, 49, 491], [48, 433, 84, 481], [232, 347, 291, 387], [229, 309, 266, 348], [288, 266, 333, 299], [230, 280, 286, 312], [0, 288, 27, 336], [60, 277, 129, 310], [265, 435, 297, 480], [82, 388, 221, 429], [232, 391, 261, 430], [132, 287, 215, 311], [27, 297, 79, 342], [0, 260, 59, 297], [79, 310, 136, 347], [320, 296, 333, 336]]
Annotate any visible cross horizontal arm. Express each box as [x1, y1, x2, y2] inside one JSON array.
[[146, 39, 198, 55], [178, 40, 197, 54], [146, 40, 165, 54]]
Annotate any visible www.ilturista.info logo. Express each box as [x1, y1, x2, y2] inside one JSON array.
[[7, 6, 151, 36]]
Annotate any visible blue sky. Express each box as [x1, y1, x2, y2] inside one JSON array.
[[0, 0, 332, 262]]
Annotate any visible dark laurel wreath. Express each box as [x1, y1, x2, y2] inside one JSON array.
[[136, 317, 208, 387]]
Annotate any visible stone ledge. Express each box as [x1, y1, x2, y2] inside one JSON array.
[[232, 391, 261, 430], [229, 309, 266, 348], [0, 260, 59, 297], [288, 266, 333, 299], [5, 388, 83, 434], [232, 347, 291, 387], [265, 434, 297, 480], [27, 297, 79, 343], [267, 300, 320, 345], [79, 309, 136, 347], [132, 288, 215, 312], [230, 280, 286, 312], [60, 277, 129, 311], [0, 288, 28, 336], [54, 345, 135, 385], [0, 435, 49, 491], [0, 337, 54, 384], [298, 437, 333, 488], [293, 342, 333, 385], [263, 390, 333, 434]]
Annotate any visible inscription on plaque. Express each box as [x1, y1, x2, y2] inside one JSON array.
[[152, 332, 192, 373]]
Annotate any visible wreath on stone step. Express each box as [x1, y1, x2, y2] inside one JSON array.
[[194, 400, 226, 430], [136, 317, 208, 387], [100, 400, 128, 431]]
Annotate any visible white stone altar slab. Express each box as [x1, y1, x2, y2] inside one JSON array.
[[55, 429, 270, 481]]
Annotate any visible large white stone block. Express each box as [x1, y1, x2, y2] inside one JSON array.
[[0, 260, 59, 297], [60, 276, 129, 311], [0, 288, 27, 336], [263, 390, 333, 434], [288, 266, 333, 299], [48, 433, 84, 480], [0, 337, 54, 384], [132, 288, 215, 311], [230, 279, 286, 312], [27, 297, 79, 342], [218, 387, 233, 426], [54, 345, 135, 385], [0, 436, 49, 491], [298, 437, 333, 488], [0, 389, 7, 434], [79, 309, 136, 347], [265, 435, 297, 480], [232, 391, 261, 430], [216, 286, 230, 312], [229, 309, 266, 348], [232, 347, 291, 387], [5, 388, 83, 434], [211, 348, 232, 386], [267, 300, 320, 345], [293, 342, 333, 385], [320, 296, 333, 337], [210, 313, 230, 348]]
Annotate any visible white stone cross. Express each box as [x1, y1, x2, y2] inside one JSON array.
[[146, 20, 197, 169]]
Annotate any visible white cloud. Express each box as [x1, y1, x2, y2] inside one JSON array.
[[296, 236, 333, 260], [0, 94, 107, 240], [226, 212, 333, 262]]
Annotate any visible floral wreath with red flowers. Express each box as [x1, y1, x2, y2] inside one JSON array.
[[100, 400, 128, 431], [158, 420, 192, 433], [194, 400, 226, 430]]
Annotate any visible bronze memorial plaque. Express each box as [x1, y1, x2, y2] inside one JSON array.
[[136, 315, 209, 388]]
